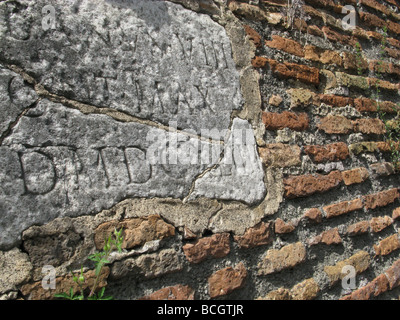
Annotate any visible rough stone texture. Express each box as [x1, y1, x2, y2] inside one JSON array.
[[0, 248, 32, 294], [139, 284, 195, 300], [258, 242, 306, 275], [0, 0, 242, 137], [208, 262, 247, 298], [0, 100, 219, 249], [183, 233, 230, 264], [94, 215, 175, 250], [0, 66, 38, 136], [187, 118, 266, 204], [110, 249, 183, 280]]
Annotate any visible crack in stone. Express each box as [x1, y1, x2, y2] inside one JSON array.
[[3, 63, 225, 146], [0, 99, 40, 146]]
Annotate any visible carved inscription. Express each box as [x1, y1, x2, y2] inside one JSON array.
[[0, 0, 243, 137]]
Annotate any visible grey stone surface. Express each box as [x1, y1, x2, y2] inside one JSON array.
[[0, 248, 32, 294], [188, 118, 266, 204], [0, 99, 222, 249], [0, 0, 267, 250], [0, 0, 242, 138], [0, 66, 38, 136]]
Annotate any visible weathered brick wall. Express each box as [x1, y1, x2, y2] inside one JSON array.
[[1, 0, 400, 301]]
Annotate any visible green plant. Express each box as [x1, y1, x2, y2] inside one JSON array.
[[54, 228, 124, 300], [373, 26, 400, 170], [355, 42, 364, 76]]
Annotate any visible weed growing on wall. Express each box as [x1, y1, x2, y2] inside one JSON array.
[[374, 26, 400, 170], [54, 228, 123, 300]]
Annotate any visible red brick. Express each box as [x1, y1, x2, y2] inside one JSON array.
[[208, 262, 247, 298], [274, 218, 296, 234], [308, 228, 342, 246], [303, 208, 323, 223], [364, 188, 399, 210], [384, 259, 400, 289], [359, 11, 386, 28], [385, 47, 400, 59], [139, 285, 195, 300], [346, 221, 370, 236], [284, 171, 343, 199], [360, 0, 392, 16], [393, 207, 400, 220], [183, 233, 230, 264], [322, 26, 356, 46], [340, 274, 390, 300], [265, 35, 304, 57], [342, 52, 368, 71], [370, 216, 393, 233], [318, 94, 354, 108], [304, 142, 349, 163], [307, 25, 324, 37], [354, 97, 399, 114], [388, 20, 400, 34], [265, 59, 320, 85], [262, 111, 309, 131], [388, 37, 400, 48], [352, 118, 386, 135], [252, 56, 268, 68], [318, 115, 353, 134], [341, 167, 369, 185], [234, 222, 273, 249], [324, 198, 363, 219], [374, 234, 400, 256], [244, 25, 262, 48]]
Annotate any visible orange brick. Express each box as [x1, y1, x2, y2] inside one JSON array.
[[346, 221, 370, 236], [265, 59, 320, 85], [370, 216, 393, 233], [304, 142, 349, 163], [374, 234, 400, 256], [274, 218, 296, 234], [308, 228, 342, 246], [359, 11, 386, 28], [284, 171, 343, 199], [318, 94, 354, 108], [265, 35, 304, 57], [364, 188, 399, 210], [244, 25, 262, 48], [324, 198, 363, 219], [352, 118, 386, 135], [341, 167, 369, 185], [318, 115, 353, 134], [262, 111, 309, 131], [252, 56, 268, 68], [385, 259, 400, 289], [303, 208, 323, 223]]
